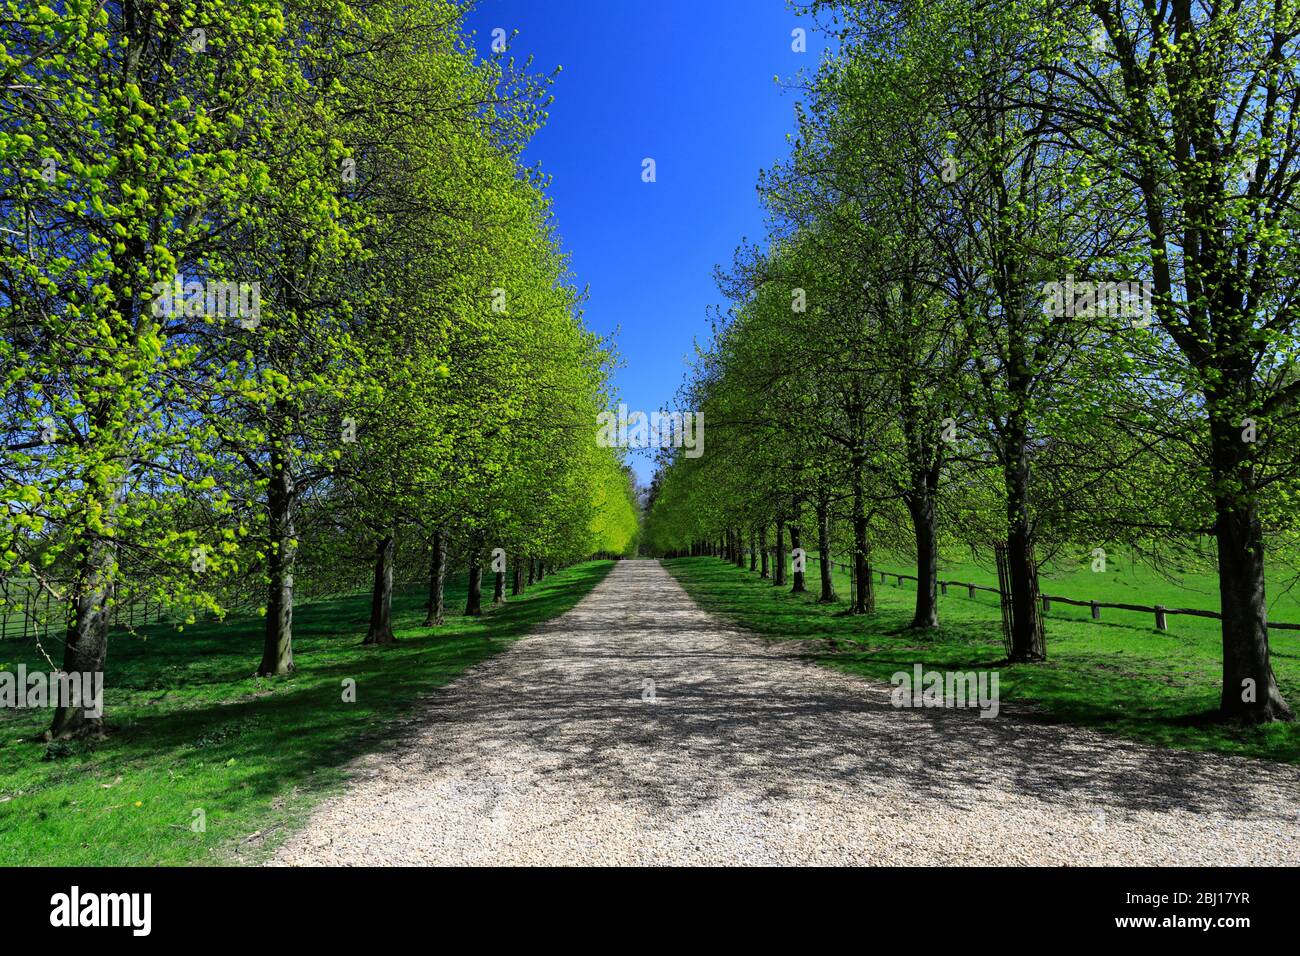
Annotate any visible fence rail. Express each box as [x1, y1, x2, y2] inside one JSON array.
[[810, 557, 1300, 633], [1, 571, 425, 643]]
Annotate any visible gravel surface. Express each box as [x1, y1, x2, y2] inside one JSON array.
[[272, 560, 1300, 866]]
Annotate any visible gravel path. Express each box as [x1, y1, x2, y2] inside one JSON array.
[[272, 560, 1300, 865]]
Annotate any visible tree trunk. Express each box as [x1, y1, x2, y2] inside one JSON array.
[[774, 518, 786, 585], [527, 557, 536, 585], [49, 488, 118, 737], [1210, 420, 1293, 721], [512, 558, 524, 596], [423, 529, 446, 626], [363, 534, 397, 645], [908, 476, 939, 629], [749, 529, 757, 571], [258, 450, 297, 676], [759, 525, 769, 578], [1004, 439, 1043, 661], [465, 547, 483, 616], [816, 493, 835, 603], [850, 454, 875, 614], [789, 514, 806, 594]]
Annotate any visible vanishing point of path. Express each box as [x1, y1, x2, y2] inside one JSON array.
[[273, 560, 1300, 865]]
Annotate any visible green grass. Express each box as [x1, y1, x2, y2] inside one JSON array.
[[663, 555, 1300, 764], [0, 560, 613, 866], [871, 549, 1300, 630]]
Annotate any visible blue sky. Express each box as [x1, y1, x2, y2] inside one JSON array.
[[463, 0, 832, 484]]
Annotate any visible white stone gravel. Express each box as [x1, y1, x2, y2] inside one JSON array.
[[271, 560, 1300, 866]]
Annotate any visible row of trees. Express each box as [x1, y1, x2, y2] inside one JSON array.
[[1, 0, 638, 739], [645, 0, 1300, 722]]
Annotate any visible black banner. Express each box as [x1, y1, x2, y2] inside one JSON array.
[[0, 866, 1284, 941]]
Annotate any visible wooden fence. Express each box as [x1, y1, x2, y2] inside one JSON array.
[[807, 556, 1300, 633], [0, 569, 427, 643]]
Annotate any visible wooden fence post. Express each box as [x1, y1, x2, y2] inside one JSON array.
[[1155, 605, 1168, 631], [1091, 601, 1100, 620]]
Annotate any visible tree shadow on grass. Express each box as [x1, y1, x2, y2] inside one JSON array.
[[117, 560, 613, 744], [0, 561, 614, 863], [662, 557, 1300, 767]]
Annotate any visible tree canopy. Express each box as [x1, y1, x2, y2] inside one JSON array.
[[1, 0, 638, 737], [645, 0, 1300, 724]]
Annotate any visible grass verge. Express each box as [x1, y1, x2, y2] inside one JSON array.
[[663, 556, 1300, 764], [0, 560, 613, 865]]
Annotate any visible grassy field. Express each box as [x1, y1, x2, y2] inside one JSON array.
[[870, 549, 1300, 631], [663, 554, 1300, 764], [0, 560, 613, 866]]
